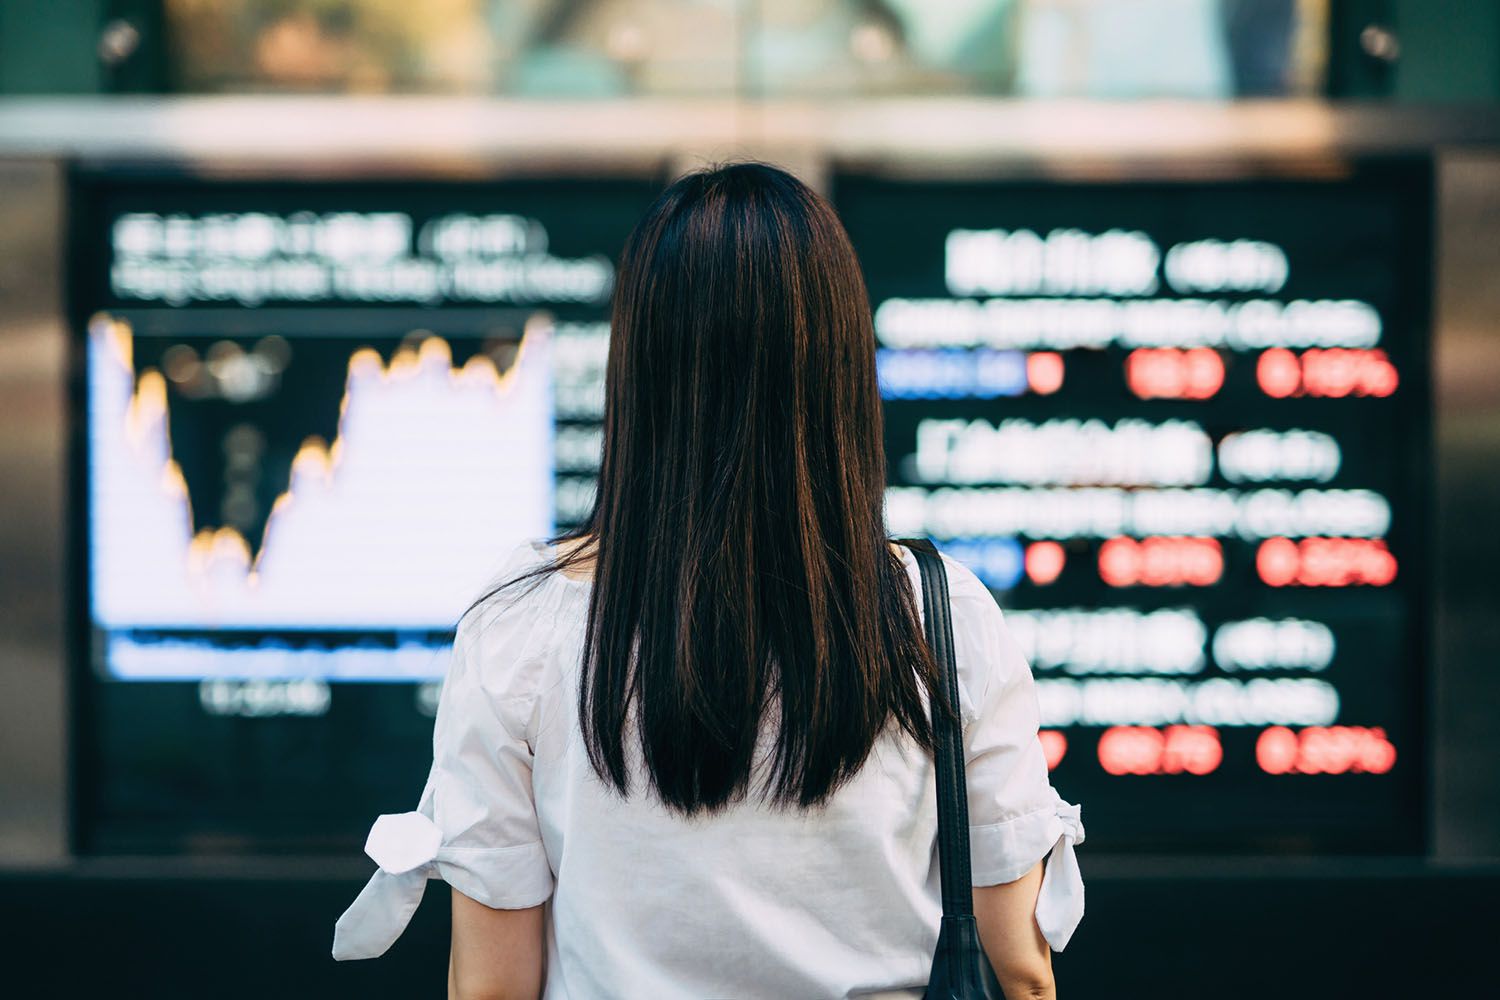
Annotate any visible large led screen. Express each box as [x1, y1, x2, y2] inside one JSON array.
[[73, 164, 1430, 855], [71, 171, 662, 850], [836, 165, 1431, 852]]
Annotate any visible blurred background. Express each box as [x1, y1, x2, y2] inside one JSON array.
[[2, 1, 1499, 996]]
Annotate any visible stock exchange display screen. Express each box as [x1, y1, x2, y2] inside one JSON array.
[[836, 164, 1431, 852], [73, 163, 1430, 855], [72, 171, 662, 850]]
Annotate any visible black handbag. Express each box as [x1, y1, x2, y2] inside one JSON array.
[[899, 537, 1006, 1000]]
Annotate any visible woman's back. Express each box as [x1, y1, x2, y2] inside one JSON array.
[[343, 538, 1081, 998], [332, 161, 1082, 997]]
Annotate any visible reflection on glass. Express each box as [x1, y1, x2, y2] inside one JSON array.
[[161, 0, 1328, 99]]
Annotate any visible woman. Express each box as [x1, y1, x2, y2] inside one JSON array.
[[333, 161, 1084, 998]]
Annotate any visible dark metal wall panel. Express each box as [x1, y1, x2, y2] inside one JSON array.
[[1433, 151, 1500, 860], [0, 104, 1495, 864], [0, 157, 68, 864]]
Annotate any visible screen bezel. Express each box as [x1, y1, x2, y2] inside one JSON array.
[[65, 155, 1434, 856]]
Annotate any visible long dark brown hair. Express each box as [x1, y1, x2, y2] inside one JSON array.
[[464, 160, 948, 816]]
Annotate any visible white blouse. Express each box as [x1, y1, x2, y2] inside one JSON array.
[[333, 539, 1085, 998]]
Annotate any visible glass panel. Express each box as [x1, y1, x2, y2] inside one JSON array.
[[161, 0, 1329, 98]]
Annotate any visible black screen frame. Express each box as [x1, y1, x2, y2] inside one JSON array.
[[64, 155, 1435, 857], [63, 160, 671, 855], [829, 155, 1436, 856]]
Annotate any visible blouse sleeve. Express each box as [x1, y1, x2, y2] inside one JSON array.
[[946, 555, 1086, 953], [332, 548, 556, 961]]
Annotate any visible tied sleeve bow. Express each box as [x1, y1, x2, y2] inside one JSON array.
[[332, 812, 444, 961], [1033, 800, 1086, 952], [332, 807, 555, 961]]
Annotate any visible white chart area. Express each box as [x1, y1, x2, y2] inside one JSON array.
[[88, 316, 554, 643]]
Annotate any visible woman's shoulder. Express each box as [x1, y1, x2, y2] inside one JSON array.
[[905, 544, 1031, 724], [934, 548, 1003, 610], [450, 538, 582, 725], [462, 537, 582, 624], [892, 540, 1009, 625]]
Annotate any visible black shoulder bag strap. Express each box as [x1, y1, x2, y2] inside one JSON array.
[[898, 537, 1005, 1000]]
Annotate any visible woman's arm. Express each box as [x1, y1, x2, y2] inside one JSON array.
[[447, 888, 546, 1000], [974, 861, 1056, 1000]]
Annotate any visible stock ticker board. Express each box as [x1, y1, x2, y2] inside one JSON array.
[[71, 173, 662, 850], [72, 165, 1429, 854], [835, 165, 1431, 852]]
